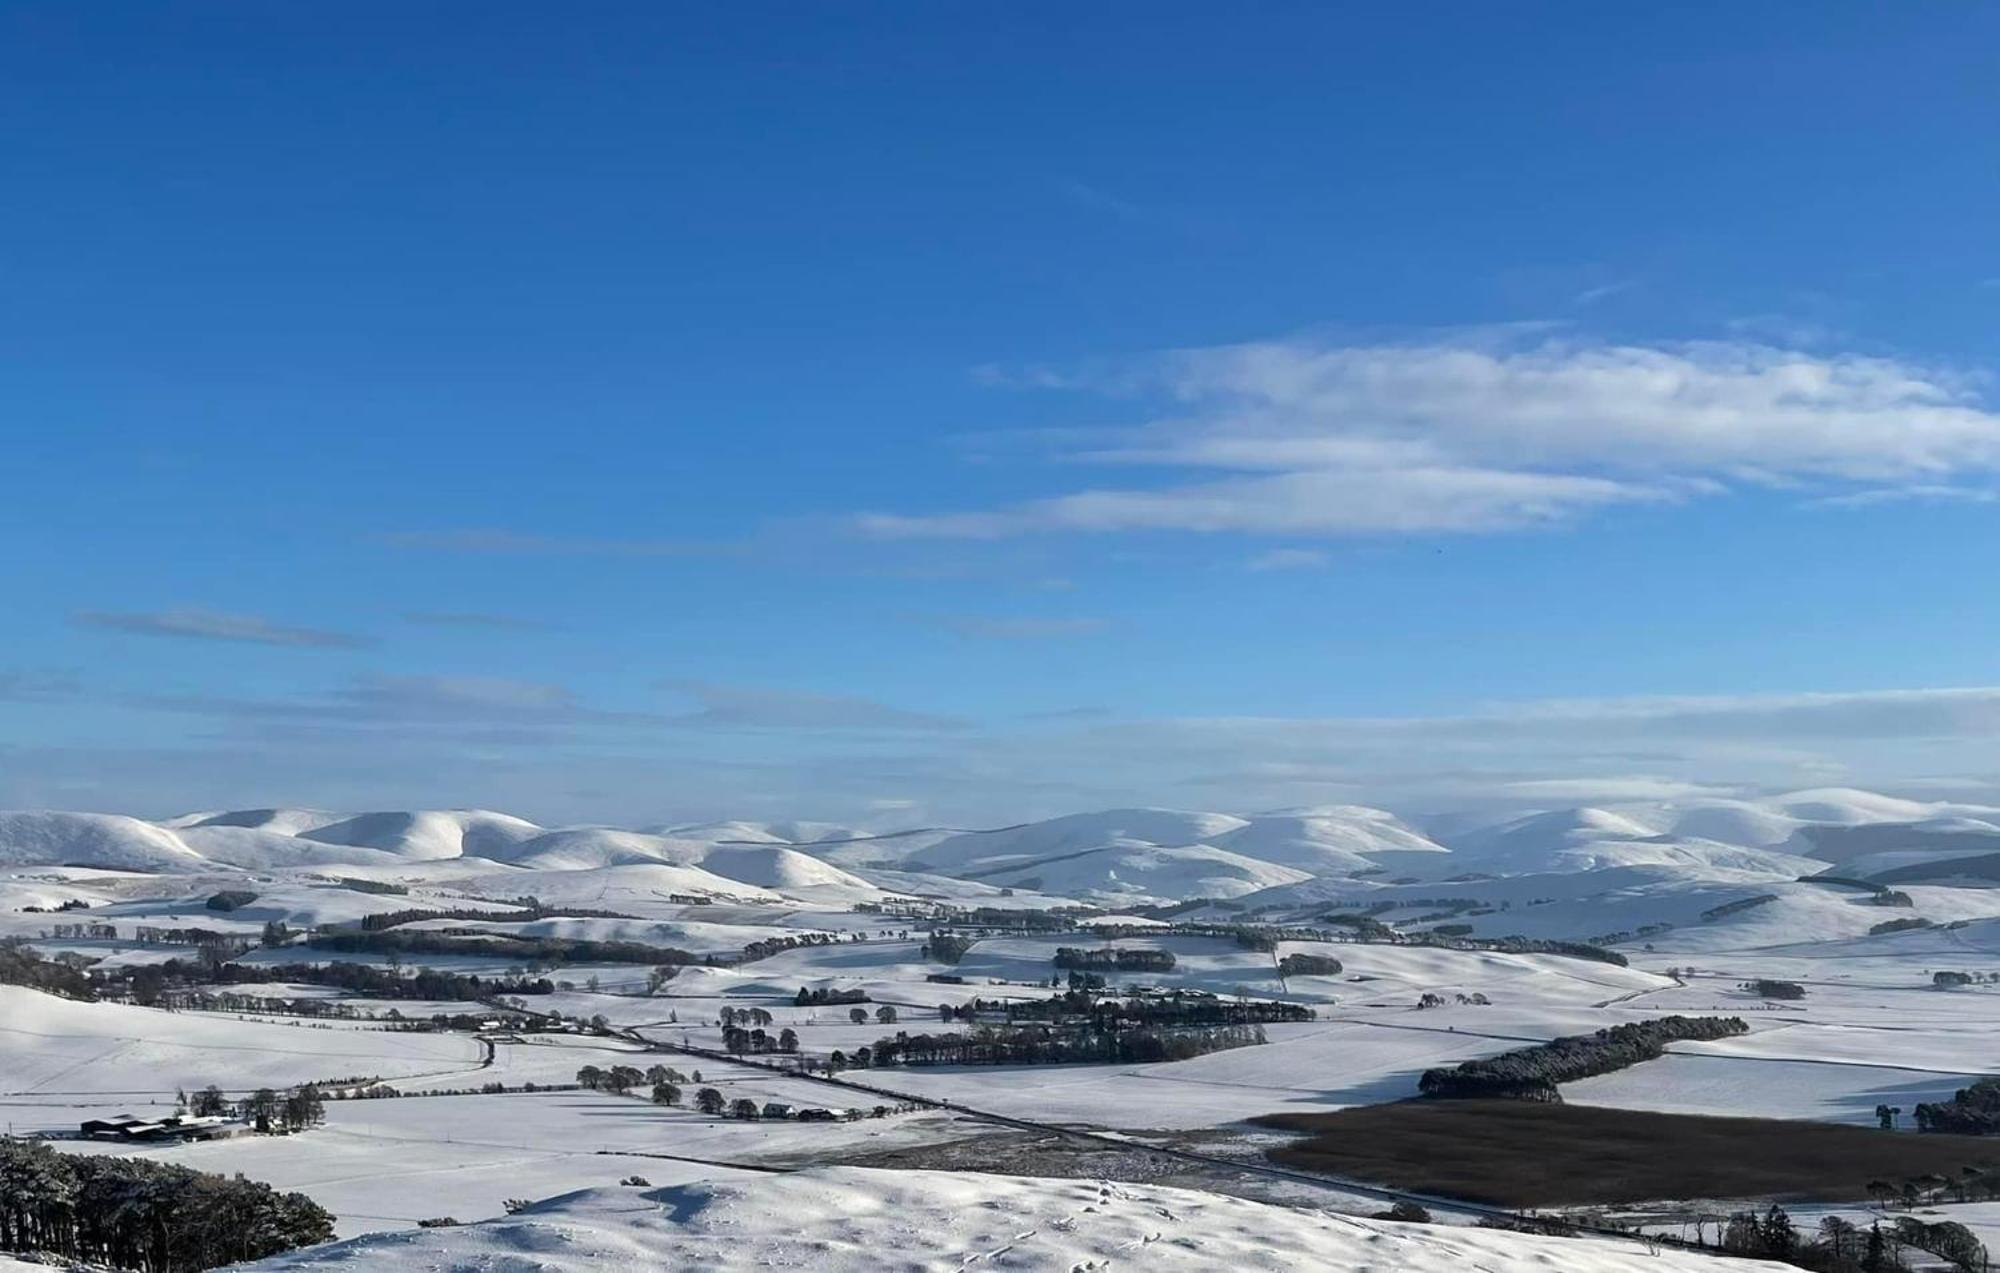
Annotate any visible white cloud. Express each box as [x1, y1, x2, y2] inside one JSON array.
[[660, 682, 968, 732], [929, 615, 1109, 639], [862, 336, 2000, 540], [74, 608, 368, 649], [1246, 548, 1331, 571], [1806, 484, 2000, 509]]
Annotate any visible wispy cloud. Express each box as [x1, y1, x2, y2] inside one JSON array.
[[0, 670, 82, 703], [75, 608, 368, 649], [1246, 548, 1330, 571], [660, 682, 969, 732], [927, 615, 1109, 639], [861, 335, 2000, 541], [375, 529, 730, 557], [1806, 485, 2000, 509], [401, 610, 553, 631], [130, 674, 658, 729]]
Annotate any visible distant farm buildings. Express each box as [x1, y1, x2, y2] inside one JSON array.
[[80, 1113, 246, 1143]]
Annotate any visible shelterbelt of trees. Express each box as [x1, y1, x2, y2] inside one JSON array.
[[862, 1021, 1270, 1068], [1418, 1015, 1749, 1101], [940, 988, 1314, 1028], [0, 1141, 333, 1272]]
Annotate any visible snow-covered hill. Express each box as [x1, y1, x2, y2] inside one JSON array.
[[236, 1167, 1785, 1272]]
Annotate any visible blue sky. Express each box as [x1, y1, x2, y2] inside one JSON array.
[[5, 3, 2000, 825]]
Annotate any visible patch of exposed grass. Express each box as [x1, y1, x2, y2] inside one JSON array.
[[1257, 1101, 2000, 1208]]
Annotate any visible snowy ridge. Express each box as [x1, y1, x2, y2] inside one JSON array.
[[236, 1167, 1785, 1271]]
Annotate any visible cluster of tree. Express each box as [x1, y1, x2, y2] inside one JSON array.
[[1416, 991, 1491, 1007], [20, 898, 91, 913], [1319, 913, 1398, 940], [115, 957, 554, 1005], [1870, 917, 1932, 936], [722, 1024, 801, 1054], [934, 908, 1078, 932], [1051, 947, 1177, 973], [132, 926, 245, 949], [1872, 891, 1916, 909], [309, 927, 699, 968], [184, 1083, 325, 1132], [0, 1139, 334, 1270], [36, 920, 119, 940], [355, 901, 637, 932], [1713, 1205, 1919, 1271], [1934, 970, 1977, 989], [735, 932, 843, 963], [1277, 952, 1344, 977], [926, 972, 966, 984], [922, 932, 975, 964], [0, 939, 95, 999], [1417, 1015, 1749, 1101], [576, 1063, 688, 1097], [858, 1019, 1267, 1069], [1913, 1077, 2000, 1134], [1741, 978, 1808, 1000], [1701, 894, 1779, 922], [943, 988, 1312, 1031], [329, 876, 409, 895], [794, 986, 869, 1006], [1862, 1167, 2000, 1208], [204, 890, 259, 912], [1461, 935, 1627, 966]]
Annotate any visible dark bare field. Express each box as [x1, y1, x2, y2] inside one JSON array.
[[1258, 1101, 2000, 1208]]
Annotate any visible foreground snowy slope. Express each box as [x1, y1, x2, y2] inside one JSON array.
[[238, 1167, 1785, 1271]]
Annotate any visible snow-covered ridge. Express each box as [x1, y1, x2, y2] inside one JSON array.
[[5, 787, 1999, 905], [235, 1167, 1785, 1271]]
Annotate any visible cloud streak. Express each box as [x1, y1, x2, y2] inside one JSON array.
[[75, 609, 368, 649], [861, 335, 2000, 540], [375, 529, 730, 557], [660, 682, 969, 732]]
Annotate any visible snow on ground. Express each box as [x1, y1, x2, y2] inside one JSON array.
[[0, 986, 476, 1101], [238, 1166, 1789, 1271], [60, 1090, 984, 1238], [1566, 1053, 1978, 1125]]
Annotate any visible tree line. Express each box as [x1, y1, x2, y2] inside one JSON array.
[[0, 1140, 333, 1271], [940, 988, 1312, 1029], [858, 1020, 1268, 1068], [1418, 1015, 1748, 1101], [1051, 947, 1177, 973]]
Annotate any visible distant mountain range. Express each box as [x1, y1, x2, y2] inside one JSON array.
[[6, 787, 2000, 910]]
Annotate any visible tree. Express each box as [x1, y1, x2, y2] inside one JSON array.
[[191, 1085, 229, 1117], [695, 1087, 726, 1115], [1864, 1222, 1890, 1272], [245, 1087, 279, 1133], [778, 1027, 799, 1053], [651, 1082, 681, 1106], [850, 1007, 869, 1025], [604, 1065, 644, 1095], [728, 1098, 760, 1120], [576, 1065, 606, 1090], [1759, 1204, 1797, 1260], [282, 1086, 324, 1131], [1876, 1104, 1900, 1131], [875, 1005, 897, 1025], [645, 1065, 671, 1085]]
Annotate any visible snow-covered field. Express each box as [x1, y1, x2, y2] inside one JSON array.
[[6, 789, 2000, 1266]]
